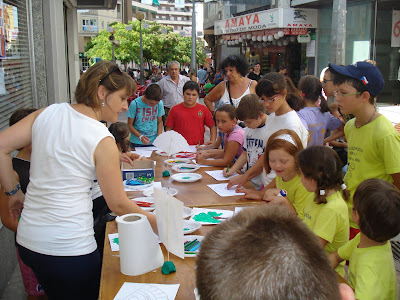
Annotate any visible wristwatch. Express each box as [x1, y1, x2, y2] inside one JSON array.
[[5, 183, 21, 196]]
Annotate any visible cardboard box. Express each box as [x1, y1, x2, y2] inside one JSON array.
[[121, 160, 155, 181]]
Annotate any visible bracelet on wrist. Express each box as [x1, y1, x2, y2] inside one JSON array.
[[5, 183, 21, 196], [138, 135, 143, 141]]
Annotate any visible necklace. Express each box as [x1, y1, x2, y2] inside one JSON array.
[[355, 107, 377, 128]]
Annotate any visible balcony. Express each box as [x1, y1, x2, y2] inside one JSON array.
[[80, 25, 99, 35]]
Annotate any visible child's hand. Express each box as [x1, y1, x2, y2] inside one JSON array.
[[204, 141, 214, 146], [263, 195, 286, 205], [196, 153, 206, 164], [236, 187, 263, 200], [196, 150, 209, 158], [263, 188, 281, 200], [141, 136, 151, 145], [227, 174, 248, 189], [223, 167, 234, 177], [9, 190, 25, 220], [120, 153, 134, 166]]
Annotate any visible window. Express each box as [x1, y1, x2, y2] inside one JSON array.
[[177, 16, 182, 21], [82, 18, 98, 32], [170, 16, 174, 21], [81, 58, 90, 71], [0, 1, 35, 132]]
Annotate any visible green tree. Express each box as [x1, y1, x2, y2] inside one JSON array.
[[85, 21, 206, 66]]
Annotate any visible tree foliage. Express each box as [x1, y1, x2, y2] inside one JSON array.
[[85, 21, 206, 66]]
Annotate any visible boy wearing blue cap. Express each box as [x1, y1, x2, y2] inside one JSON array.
[[328, 61, 400, 239]]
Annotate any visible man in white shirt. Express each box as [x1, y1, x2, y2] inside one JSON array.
[[158, 61, 190, 125]]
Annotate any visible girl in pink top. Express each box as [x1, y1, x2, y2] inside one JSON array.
[[196, 104, 244, 167]]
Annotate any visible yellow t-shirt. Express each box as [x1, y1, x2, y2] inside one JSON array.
[[276, 174, 313, 220], [344, 115, 400, 228], [303, 191, 349, 276], [338, 233, 398, 300]]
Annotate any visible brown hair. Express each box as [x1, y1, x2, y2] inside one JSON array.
[[108, 122, 131, 153], [196, 205, 342, 300], [353, 179, 400, 242], [264, 129, 303, 174], [215, 104, 236, 121], [9, 108, 37, 127], [74, 61, 136, 112], [256, 72, 304, 111], [144, 84, 162, 101], [297, 146, 349, 204], [236, 94, 265, 121]]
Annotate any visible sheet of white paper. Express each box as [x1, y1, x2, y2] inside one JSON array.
[[131, 146, 159, 157], [113, 282, 180, 300], [154, 188, 184, 259], [124, 181, 162, 192], [190, 207, 234, 225], [191, 159, 214, 168], [108, 233, 119, 251], [207, 183, 245, 197], [205, 170, 239, 181]]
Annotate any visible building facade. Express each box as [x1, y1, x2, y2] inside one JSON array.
[[205, 0, 400, 104]]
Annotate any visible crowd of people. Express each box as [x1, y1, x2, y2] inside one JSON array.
[[0, 55, 399, 299]]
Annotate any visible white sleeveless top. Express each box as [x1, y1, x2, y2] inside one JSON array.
[[17, 103, 113, 256], [218, 80, 252, 108]]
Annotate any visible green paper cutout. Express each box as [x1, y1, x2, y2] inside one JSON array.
[[112, 237, 119, 245], [193, 212, 222, 223]]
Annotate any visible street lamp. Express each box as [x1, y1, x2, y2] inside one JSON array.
[[136, 12, 145, 86]]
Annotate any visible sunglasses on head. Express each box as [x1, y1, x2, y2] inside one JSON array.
[[99, 66, 122, 85]]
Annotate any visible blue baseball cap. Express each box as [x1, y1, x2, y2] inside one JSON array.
[[328, 61, 384, 97]]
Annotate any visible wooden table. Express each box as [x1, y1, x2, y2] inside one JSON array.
[[99, 152, 348, 299]]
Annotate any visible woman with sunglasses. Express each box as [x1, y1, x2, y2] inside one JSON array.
[[204, 55, 257, 114], [0, 60, 158, 299], [228, 72, 308, 199]]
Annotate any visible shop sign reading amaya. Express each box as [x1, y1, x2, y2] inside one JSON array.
[[214, 8, 318, 35]]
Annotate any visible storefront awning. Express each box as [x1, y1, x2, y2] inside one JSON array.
[[214, 7, 318, 35]]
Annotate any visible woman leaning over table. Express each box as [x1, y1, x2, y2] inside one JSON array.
[[204, 55, 257, 114], [0, 60, 158, 300]]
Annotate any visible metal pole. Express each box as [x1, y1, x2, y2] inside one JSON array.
[[330, 0, 346, 65], [191, 0, 196, 72], [140, 20, 144, 86], [112, 43, 115, 63]]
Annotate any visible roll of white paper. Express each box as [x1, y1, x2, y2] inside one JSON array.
[[116, 213, 164, 276]]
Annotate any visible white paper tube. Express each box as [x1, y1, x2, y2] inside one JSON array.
[[116, 213, 164, 276]]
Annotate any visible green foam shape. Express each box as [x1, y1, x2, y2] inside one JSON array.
[[161, 261, 176, 274], [162, 170, 170, 177]]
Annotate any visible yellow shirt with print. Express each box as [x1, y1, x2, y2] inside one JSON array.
[[338, 233, 398, 300], [344, 115, 400, 228], [303, 191, 349, 277], [276, 174, 313, 220]]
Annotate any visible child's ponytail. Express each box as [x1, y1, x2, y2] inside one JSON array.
[[298, 75, 328, 113], [297, 146, 347, 204], [285, 77, 304, 111]]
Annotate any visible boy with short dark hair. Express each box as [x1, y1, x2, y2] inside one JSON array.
[[196, 205, 355, 300], [329, 178, 400, 300], [223, 94, 267, 189], [127, 83, 164, 147], [165, 81, 216, 145], [328, 61, 400, 237]]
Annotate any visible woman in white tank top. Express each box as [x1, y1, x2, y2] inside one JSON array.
[[204, 55, 257, 112], [0, 61, 158, 299]]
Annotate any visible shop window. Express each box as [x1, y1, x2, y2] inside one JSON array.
[[81, 58, 90, 71], [0, 1, 35, 132]]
